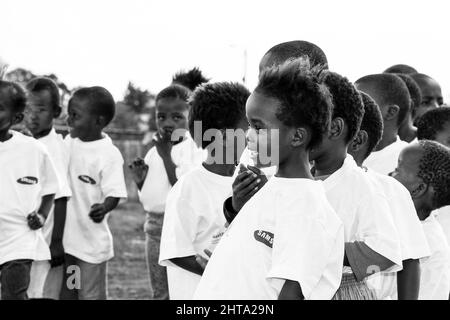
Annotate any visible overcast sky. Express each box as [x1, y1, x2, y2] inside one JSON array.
[[2, 0, 449, 101]]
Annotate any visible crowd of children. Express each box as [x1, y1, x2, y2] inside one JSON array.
[[1, 39, 450, 300]]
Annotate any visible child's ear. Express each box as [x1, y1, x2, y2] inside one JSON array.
[[350, 130, 368, 152], [329, 117, 345, 140], [291, 128, 309, 147], [53, 106, 62, 119], [385, 105, 400, 121], [96, 115, 107, 127], [13, 112, 24, 125], [411, 182, 429, 199]]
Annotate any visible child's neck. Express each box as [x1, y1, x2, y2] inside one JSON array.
[[77, 131, 103, 142], [202, 162, 236, 177], [33, 127, 53, 139], [276, 152, 314, 179], [314, 147, 347, 177], [415, 200, 433, 221], [375, 125, 398, 151], [0, 128, 12, 142]]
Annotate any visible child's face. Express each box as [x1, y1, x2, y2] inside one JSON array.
[[434, 121, 450, 148], [0, 88, 21, 132], [246, 91, 293, 167], [155, 98, 189, 141], [414, 78, 443, 120], [390, 144, 423, 195], [24, 90, 57, 137], [67, 97, 98, 139]]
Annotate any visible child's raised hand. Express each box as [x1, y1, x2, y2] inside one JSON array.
[[231, 164, 267, 213], [27, 212, 46, 230], [128, 157, 149, 188], [89, 203, 108, 223], [154, 133, 173, 159]]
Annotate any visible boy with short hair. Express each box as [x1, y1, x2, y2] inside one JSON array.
[[24, 77, 72, 299], [159, 82, 250, 300], [356, 73, 411, 175], [409, 73, 444, 123], [194, 58, 344, 300], [60, 86, 127, 300], [392, 140, 450, 299], [348, 91, 430, 300], [0, 80, 60, 300]]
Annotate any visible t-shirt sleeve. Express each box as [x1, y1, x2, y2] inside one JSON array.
[[267, 196, 342, 299], [39, 148, 60, 197], [100, 149, 128, 199], [53, 141, 72, 199], [159, 181, 199, 266]]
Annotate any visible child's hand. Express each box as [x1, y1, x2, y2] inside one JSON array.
[[27, 212, 46, 230], [49, 240, 65, 267], [231, 164, 267, 213], [128, 157, 149, 188], [89, 203, 108, 223], [195, 249, 212, 270], [154, 134, 173, 159]]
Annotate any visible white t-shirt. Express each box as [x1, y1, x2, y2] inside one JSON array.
[[138, 133, 205, 213], [363, 136, 409, 175], [159, 165, 233, 300], [194, 177, 344, 300], [63, 134, 128, 264], [0, 131, 59, 265], [322, 155, 403, 272], [364, 169, 431, 299], [419, 215, 450, 300], [38, 129, 72, 245], [434, 206, 450, 250]]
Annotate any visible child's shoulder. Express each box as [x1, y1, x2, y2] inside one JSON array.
[[11, 130, 48, 153]]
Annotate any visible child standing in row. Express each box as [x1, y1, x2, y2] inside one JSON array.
[[60, 87, 127, 300], [24, 77, 72, 299], [159, 82, 250, 299], [129, 84, 204, 300], [0, 80, 60, 299]]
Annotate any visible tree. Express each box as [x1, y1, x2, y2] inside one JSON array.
[[123, 81, 154, 114]]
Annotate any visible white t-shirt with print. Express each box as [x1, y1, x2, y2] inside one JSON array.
[[159, 165, 233, 300], [194, 177, 344, 300], [63, 134, 127, 264], [38, 129, 72, 244], [322, 155, 403, 273], [419, 215, 450, 300], [363, 136, 409, 175], [138, 133, 205, 213], [0, 131, 59, 265], [364, 169, 431, 299]]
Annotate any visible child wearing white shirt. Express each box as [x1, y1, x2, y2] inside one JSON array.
[[24, 77, 72, 300], [0, 81, 59, 300], [356, 73, 412, 175], [129, 84, 204, 300], [349, 91, 430, 300], [60, 86, 127, 300], [392, 140, 450, 299], [159, 82, 250, 299], [195, 58, 344, 300]]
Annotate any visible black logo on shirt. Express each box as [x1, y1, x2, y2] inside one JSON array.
[[254, 230, 274, 248], [78, 175, 96, 185], [17, 176, 38, 185]]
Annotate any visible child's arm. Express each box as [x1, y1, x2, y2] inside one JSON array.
[[169, 256, 205, 276], [89, 197, 120, 223], [27, 194, 55, 230], [129, 158, 149, 190], [49, 197, 68, 267], [154, 137, 178, 186], [278, 280, 304, 300], [397, 259, 420, 300]]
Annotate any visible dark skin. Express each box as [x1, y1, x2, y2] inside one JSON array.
[[348, 130, 421, 300], [398, 112, 417, 143], [129, 98, 189, 188], [434, 121, 450, 148], [67, 97, 121, 222], [25, 90, 67, 267], [170, 118, 249, 276], [0, 87, 24, 142], [409, 74, 444, 122]]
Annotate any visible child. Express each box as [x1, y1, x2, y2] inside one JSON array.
[[194, 58, 344, 300], [383, 64, 417, 74], [0, 80, 59, 300], [129, 84, 204, 300], [355, 73, 411, 175], [391, 140, 450, 299], [308, 71, 402, 299], [159, 82, 250, 300], [171, 67, 210, 91], [348, 91, 430, 300], [24, 77, 72, 299], [409, 73, 444, 124], [60, 86, 127, 300]]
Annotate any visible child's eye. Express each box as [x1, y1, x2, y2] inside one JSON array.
[[173, 115, 183, 121]]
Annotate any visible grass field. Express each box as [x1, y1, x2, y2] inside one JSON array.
[[107, 202, 152, 300]]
